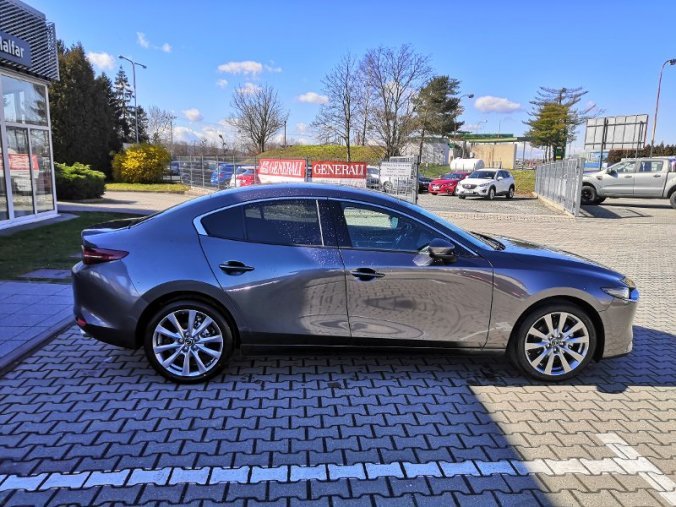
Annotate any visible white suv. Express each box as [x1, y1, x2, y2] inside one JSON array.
[[456, 169, 515, 200]]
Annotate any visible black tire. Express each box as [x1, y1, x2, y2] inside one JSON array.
[[670, 192, 676, 209], [144, 299, 233, 384], [430, 192, 437, 196], [581, 185, 598, 205], [595, 197, 606, 204], [508, 302, 597, 382], [458, 195, 466, 199], [487, 187, 496, 200], [506, 186, 515, 199]]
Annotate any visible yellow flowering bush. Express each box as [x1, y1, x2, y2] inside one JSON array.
[[112, 144, 171, 183]]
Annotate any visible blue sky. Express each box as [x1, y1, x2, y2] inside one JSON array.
[[31, 0, 676, 152]]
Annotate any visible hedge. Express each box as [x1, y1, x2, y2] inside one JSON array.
[[54, 162, 106, 200]]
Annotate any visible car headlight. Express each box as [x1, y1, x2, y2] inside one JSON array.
[[603, 277, 637, 301], [479, 182, 489, 187]]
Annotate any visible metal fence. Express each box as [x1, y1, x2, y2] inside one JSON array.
[[175, 155, 420, 204], [535, 158, 585, 216]]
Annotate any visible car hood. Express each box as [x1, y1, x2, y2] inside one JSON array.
[[492, 234, 620, 275], [461, 178, 495, 185], [430, 178, 460, 184]]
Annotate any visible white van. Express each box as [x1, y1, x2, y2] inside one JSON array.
[[450, 158, 485, 172]]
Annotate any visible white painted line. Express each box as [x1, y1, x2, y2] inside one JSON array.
[[599, 432, 676, 506], [0, 434, 672, 503]]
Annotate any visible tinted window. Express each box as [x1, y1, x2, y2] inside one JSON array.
[[470, 171, 496, 179], [610, 161, 636, 174], [201, 206, 245, 240], [638, 161, 663, 173], [341, 203, 443, 252], [244, 199, 322, 246]]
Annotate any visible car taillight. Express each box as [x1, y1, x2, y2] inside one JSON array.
[[82, 246, 128, 265]]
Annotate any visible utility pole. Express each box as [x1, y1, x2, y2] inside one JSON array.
[[650, 58, 676, 156], [119, 55, 147, 143], [283, 121, 287, 147]]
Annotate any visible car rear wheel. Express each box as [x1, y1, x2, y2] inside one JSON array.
[[506, 186, 515, 199], [144, 300, 233, 383], [487, 187, 496, 200], [509, 303, 597, 381], [670, 192, 676, 209], [581, 185, 597, 205]]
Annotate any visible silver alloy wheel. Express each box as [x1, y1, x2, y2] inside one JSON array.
[[152, 309, 224, 378], [524, 311, 590, 376]]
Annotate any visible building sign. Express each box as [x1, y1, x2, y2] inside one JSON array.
[[311, 161, 367, 187], [380, 161, 414, 178], [257, 158, 306, 184], [0, 30, 32, 67]]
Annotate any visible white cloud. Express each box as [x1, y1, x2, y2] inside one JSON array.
[[216, 79, 229, 88], [218, 60, 263, 75], [174, 122, 239, 145], [161, 43, 172, 53], [297, 92, 328, 104], [265, 64, 282, 73], [182, 108, 203, 122], [136, 32, 150, 49], [238, 82, 262, 95], [474, 96, 521, 113], [86, 51, 115, 71], [296, 122, 308, 134]]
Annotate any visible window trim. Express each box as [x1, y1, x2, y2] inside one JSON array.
[[194, 196, 332, 248], [329, 198, 477, 256]]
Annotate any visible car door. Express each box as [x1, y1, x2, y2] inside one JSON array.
[[633, 160, 666, 197], [600, 160, 636, 196], [497, 171, 510, 193], [331, 200, 493, 347], [197, 198, 350, 341]]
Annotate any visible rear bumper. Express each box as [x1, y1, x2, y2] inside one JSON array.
[[598, 295, 638, 358]]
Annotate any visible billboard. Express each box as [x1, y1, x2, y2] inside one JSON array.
[[257, 158, 306, 184], [584, 115, 648, 151], [311, 161, 367, 187]]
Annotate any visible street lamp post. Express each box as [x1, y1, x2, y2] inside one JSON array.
[[453, 93, 474, 158], [650, 58, 676, 156], [119, 55, 147, 144]]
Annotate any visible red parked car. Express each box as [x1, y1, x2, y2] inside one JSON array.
[[429, 172, 469, 196], [232, 168, 258, 187]]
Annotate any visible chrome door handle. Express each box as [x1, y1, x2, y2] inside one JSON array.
[[219, 261, 254, 274], [624, 175, 633, 178], [350, 268, 385, 280], [653, 174, 662, 178]]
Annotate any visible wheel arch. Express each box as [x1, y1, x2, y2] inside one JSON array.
[[135, 290, 242, 350], [666, 183, 676, 198], [507, 295, 605, 361]]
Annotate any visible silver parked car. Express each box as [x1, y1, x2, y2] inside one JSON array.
[[73, 184, 638, 383]]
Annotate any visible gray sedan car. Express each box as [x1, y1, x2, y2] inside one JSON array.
[[73, 184, 638, 383]]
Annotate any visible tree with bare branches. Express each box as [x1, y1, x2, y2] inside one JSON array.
[[147, 106, 176, 147], [311, 54, 361, 161], [362, 44, 432, 158], [229, 84, 287, 154]]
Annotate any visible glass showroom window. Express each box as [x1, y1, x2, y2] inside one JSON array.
[[1, 73, 54, 217], [0, 135, 7, 222]]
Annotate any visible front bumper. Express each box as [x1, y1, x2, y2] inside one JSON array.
[[457, 186, 489, 196], [598, 294, 638, 358]]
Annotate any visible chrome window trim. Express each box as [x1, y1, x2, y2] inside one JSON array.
[[193, 196, 326, 246]]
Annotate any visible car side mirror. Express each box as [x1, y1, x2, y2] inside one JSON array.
[[428, 238, 457, 263], [497, 176, 504, 181], [608, 169, 617, 177]]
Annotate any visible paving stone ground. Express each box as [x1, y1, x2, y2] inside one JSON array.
[[0, 197, 674, 506]]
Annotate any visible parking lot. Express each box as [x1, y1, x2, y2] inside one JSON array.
[[0, 197, 674, 506]]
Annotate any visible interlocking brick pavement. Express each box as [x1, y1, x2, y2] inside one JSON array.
[[0, 198, 674, 505]]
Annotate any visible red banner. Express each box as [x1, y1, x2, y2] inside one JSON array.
[[311, 161, 367, 179], [257, 158, 306, 178]]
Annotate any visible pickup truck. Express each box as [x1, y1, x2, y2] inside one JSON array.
[[581, 157, 676, 209]]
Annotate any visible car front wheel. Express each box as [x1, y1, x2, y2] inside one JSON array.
[[144, 300, 233, 383], [670, 192, 676, 209], [509, 303, 597, 381], [487, 187, 496, 200], [581, 185, 598, 205]]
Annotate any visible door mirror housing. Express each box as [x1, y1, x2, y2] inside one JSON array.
[[428, 239, 457, 263], [497, 176, 504, 181]]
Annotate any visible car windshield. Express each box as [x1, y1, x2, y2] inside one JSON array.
[[441, 173, 465, 179], [469, 171, 496, 179]]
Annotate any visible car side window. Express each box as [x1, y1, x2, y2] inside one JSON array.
[[244, 199, 323, 246], [340, 203, 444, 252], [201, 206, 245, 241], [638, 161, 663, 173], [612, 162, 636, 174]]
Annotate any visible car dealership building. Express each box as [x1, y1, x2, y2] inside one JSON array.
[[0, 0, 59, 230]]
